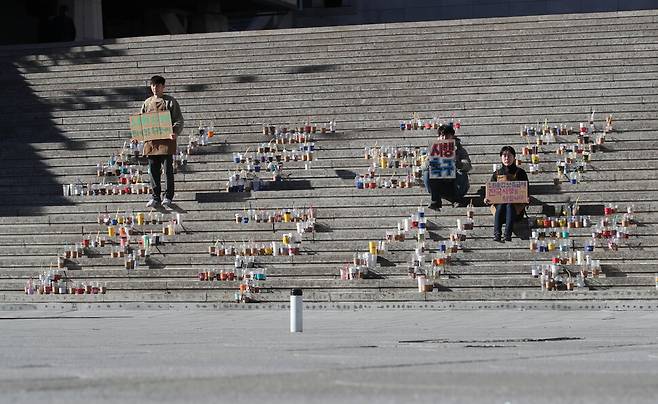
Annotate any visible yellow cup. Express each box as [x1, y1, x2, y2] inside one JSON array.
[[368, 241, 378, 255], [107, 227, 116, 237], [136, 213, 145, 226]]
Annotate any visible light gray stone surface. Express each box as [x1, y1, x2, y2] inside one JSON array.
[[0, 308, 657, 403], [1, 10, 657, 301]]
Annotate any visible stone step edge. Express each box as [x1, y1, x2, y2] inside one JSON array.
[[1, 299, 658, 312]]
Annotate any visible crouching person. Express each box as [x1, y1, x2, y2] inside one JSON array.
[[423, 124, 472, 211]]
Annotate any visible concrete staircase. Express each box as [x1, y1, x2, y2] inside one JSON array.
[[1, 10, 657, 306]]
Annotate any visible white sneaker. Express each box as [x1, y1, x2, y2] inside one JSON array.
[[161, 198, 172, 208], [146, 199, 160, 208]]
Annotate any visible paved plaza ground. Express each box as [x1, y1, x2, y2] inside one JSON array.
[[1, 307, 657, 403]]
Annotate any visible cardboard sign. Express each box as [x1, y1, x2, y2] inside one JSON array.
[[129, 111, 173, 141], [428, 139, 456, 179], [486, 181, 528, 204]]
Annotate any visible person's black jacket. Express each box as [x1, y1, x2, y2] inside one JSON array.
[[490, 164, 529, 184]]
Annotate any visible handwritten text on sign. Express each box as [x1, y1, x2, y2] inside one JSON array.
[[129, 111, 173, 142], [486, 181, 529, 204], [428, 139, 456, 179]]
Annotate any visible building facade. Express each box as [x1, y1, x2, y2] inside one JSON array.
[[2, 0, 658, 45]]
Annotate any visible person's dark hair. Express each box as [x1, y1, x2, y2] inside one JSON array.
[[150, 75, 166, 86], [438, 124, 455, 137], [499, 145, 516, 157]]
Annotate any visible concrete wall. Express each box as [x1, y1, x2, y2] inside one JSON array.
[[0, 1, 46, 45], [2, 0, 657, 45], [294, 0, 658, 27]]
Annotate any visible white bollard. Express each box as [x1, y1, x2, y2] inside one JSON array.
[[290, 288, 303, 333]]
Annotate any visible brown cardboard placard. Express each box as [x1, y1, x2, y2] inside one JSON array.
[[486, 181, 528, 204], [129, 111, 173, 141]]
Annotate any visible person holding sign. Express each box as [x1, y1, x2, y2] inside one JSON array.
[[423, 124, 471, 210], [138, 75, 184, 208], [484, 146, 529, 242]]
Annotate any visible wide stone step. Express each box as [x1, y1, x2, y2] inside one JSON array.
[[1, 286, 657, 304], [3, 9, 656, 55], [1, 190, 656, 216], [9, 28, 658, 63], [7, 18, 657, 65], [1, 260, 654, 278], [12, 75, 658, 111], [12, 68, 658, 103], [4, 176, 658, 199], [0, 246, 654, 268], [1, 9, 657, 304], [9, 111, 658, 138], [3, 273, 656, 291], [5, 86, 658, 123], [8, 30, 658, 76], [13, 42, 658, 88], [0, 214, 652, 235], [1, 166, 656, 188], [10, 44, 658, 86], [6, 138, 657, 166], [2, 136, 653, 169], [0, 220, 652, 242]]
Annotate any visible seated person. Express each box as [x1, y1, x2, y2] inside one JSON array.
[[423, 124, 472, 210], [485, 146, 529, 242]]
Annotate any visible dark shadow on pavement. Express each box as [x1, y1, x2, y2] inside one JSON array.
[[289, 64, 337, 74], [234, 75, 258, 83], [376, 256, 396, 267], [0, 45, 132, 215], [334, 169, 357, 180], [196, 192, 252, 203], [313, 222, 333, 233], [266, 180, 312, 191], [164, 203, 187, 214]]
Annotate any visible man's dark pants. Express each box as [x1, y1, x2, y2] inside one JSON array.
[[148, 155, 174, 202]]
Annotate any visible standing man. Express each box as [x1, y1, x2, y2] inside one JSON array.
[[140, 75, 184, 208]]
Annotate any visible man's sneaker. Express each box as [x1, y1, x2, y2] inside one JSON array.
[[427, 201, 441, 210], [161, 198, 173, 208], [504, 235, 513, 242], [146, 199, 160, 208]]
